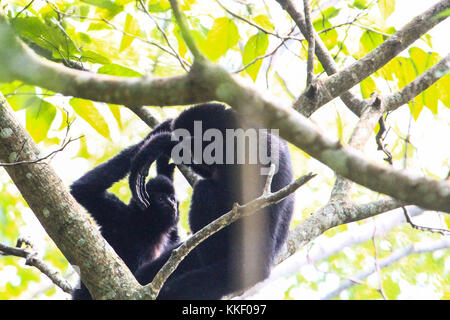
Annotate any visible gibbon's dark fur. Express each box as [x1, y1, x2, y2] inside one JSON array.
[[70, 120, 179, 300], [130, 103, 295, 299]]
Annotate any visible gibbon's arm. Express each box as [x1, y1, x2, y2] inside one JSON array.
[[70, 143, 141, 224], [129, 132, 177, 209], [70, 119, 174, 217]]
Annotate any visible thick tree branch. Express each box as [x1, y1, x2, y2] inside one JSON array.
[[276, 0, 368, 116], [1, 10, 449, 211], [0, 94, 140, 300]]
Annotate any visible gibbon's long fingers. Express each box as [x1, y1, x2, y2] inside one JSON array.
[[129, 132, 175, 209], [137, 173, 148, 208], [140, 172, 150, 207]]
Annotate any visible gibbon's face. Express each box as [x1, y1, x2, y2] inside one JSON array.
[[147, 191, 177, 214]]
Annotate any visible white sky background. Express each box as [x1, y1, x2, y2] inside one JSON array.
[[0, 0, 448, 299]]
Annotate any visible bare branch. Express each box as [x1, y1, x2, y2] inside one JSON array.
[[0, 242, 73, 294], [0, 136, 82, 167], [136, 0, 189, 72], [302, 0, 315, 86], [402, 206, 450, 235], [322, 238, 450, 300], [292, 0, 450, 117], [141, 173, 316, 299], [330, 94, 384, 201], [384, 54, 450, 112], [276, 198, 406, 264], [234, 206, 425, 299], [275, 0, 367, 116]]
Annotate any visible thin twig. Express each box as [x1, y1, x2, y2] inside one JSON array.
[[371, 220, 388, 300], [0, 242, 73, 294], [0, 136, 82, 167], [303, 0, 315, 86], [402, 207, 450, 235], [137, 0, 189, 71]]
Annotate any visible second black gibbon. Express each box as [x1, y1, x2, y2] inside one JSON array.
[[130, 103, 295, 299], [70, 120, 179, 300]]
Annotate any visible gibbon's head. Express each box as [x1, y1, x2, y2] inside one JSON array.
[[171, 103, 239, 177], [142, 175, 177, 214]]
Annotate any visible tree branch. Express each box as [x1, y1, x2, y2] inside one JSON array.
[[1, 9, 449, 211], [322, 238, 450, 300], [233, 206, 425, 299], [292, 0, 450, 117], [275, 0, 368, 116], [0, 93, 140, 299], [140, 172, 316, 299], [302, 0, 315, 86], [168, 0, 204, 61], [0, 242, 73, 294], [276, 197, 406, 264], [384, 53, 450, 112]]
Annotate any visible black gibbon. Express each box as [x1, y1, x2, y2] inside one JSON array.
[[70, 120, 179, 300], [129, 103, 295, 299]]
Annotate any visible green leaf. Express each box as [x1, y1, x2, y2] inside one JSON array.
[[26, 98, 57, 143], [409, 47, 441, 115], [409, 47, 440, 74], [253, 14, 274, 32], [378, 0, 395, 20], [351, 0, 369, 10], [5, 85, 37, 111], [242, 32, 269, 81], [148, 0, 171, 12], [108, 104, 123, 130], [360, 76, 377, 99], [12, 17, 79, 58], [313, 19, 338, 50], [408, 100, 424, 121], [321, 7, 340, 20], [80, 0, 123, 16], [392, 57, 416, 87], [335, 111, 344, 141], [204, 17, 239, 61], [383, 276, 401, 299], [359, 30, 384, 54], [436, 8, 450, 19], [81, 50, 111, 65], [73, 136, 90, 159], [174, 26, 188, 58], [87, 22, 111, 31], [437, 75, 450, 107], [70, 98, 111, 140], [98, 64, 142, 77], [120, 14, 140, 52]]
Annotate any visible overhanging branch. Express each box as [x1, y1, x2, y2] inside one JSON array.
[[0, 8, 449, 211], [290, 0, 450, 116]]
